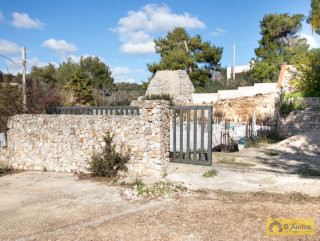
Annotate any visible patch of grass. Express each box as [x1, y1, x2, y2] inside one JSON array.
[[128, 179, 186, 197], [218, 157, 255, 167], [284, 91, 318, 98], [215, 190, 317, 203], [162, 172, 168, 178], [196, 189, 208, 195], [130, 178, 144, 187], [265, 150, 279, 156], [0, 164, 21, 176], [143, 94, 174, 106], [245, 132, 284, 148], [203, 169, 217, 178], [279, 88, 306, 115], [298, 167, 320, 177], [0, 165, 12, 175]]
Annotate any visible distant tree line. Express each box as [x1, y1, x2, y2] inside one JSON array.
[[147, 0, 319, 96]]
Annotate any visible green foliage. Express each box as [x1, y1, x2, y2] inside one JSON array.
[[203, 169, 217, 178], [0, 82, 23, 132], [0, 164, 13, 176], [29, 56, 115, 105], [251, 13, 308, 82], [30, 63, 57, 85], [298, 167, 320, 177], [217, 157, 255, 167], [55, 58, 78, 86], [147, 27, 223, 89], [265, 150, 279, 156], [289, 49, 320, 97], [89, 132, 129, 178], [279, 88, 306, 115], [65, 66, 94, 105], [143, 94, 174, 105], [197, 69, 257, 93], [284, 91, 317, 98], [245, 131, 283, 148], [79, 56, 114, 89], [308, 0, 320, 34]]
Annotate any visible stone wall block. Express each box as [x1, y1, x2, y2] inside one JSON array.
[[3, 100, 170, 177]]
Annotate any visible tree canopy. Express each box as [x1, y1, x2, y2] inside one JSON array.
[[147, 27, 223, 90], [79, 56, 114, 89], [251, 13, 309, 82], [28, 56, 115, 105], [308, 0, 320, 34]]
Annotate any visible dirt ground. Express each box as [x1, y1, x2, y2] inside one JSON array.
[[1, 170, 320, 241]]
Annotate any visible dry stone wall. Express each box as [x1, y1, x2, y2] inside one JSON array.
[[1, 100, 170, 177], [193, 93, 278, 124], [146, 70, 195, 105], [277, 97, 320, 138]]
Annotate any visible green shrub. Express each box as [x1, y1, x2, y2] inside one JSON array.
[[290, 49, 320, 97], [0, 164, 13, 176], [203, 169, 217, 178], [245, 131, 284, 148], [143, 94, 174, 106], [89, 132, 130, 177], [279, 88, 306, 115]]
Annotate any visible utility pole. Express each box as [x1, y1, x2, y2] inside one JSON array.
[[233, 43, 235, 80], [22, 47, 27, 111]]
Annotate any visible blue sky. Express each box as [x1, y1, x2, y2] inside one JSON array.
[[0, 0, 319, 84]]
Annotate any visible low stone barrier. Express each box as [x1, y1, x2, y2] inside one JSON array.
[[277, 110, 320, 138], [1, 100, 170, 177], [277, 97, 320, 138]]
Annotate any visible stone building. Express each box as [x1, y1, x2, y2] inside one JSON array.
[[146, 70, 195, 104]]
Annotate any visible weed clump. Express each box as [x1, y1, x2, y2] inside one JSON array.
[[143, 94, 174, 106], [203, 169, 217, 178], [89, 132, 130, 178]]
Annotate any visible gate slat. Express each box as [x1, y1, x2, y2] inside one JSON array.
[[180, 108, 183, 158], [207, 107, 213, 165], [186, 110, 190, 159], [173, 109, 176, 159], [193, 109, 197, 161], [201, 109, 204, 161], [170, 106, 213, 166]]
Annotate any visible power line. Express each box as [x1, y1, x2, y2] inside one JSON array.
[[0, 54, 21, 65]]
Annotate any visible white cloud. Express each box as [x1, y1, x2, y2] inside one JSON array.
[[1, 57, 50, 75], [11, 12, 45, 29], [42, 39, 77, 57], [112, 4, 205, 55], [0, 39, 20, 54], [111, 66, 135, 83], [114, 76, 135, 83], [211, 27, 227, 37], [0, 11, 4, 22], [112, 66, 131, 75], [300, 33, 319, 49], [120, 41, 155, 55]]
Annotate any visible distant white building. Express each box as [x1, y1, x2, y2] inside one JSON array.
[[227, 65, 251, 79]]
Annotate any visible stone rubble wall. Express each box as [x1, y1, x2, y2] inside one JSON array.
[[277, 110, 320, 138], [1, 100, 170, 177], [277, 97, 320, 138], [146, 70, 195, 98], [192, 93, 278, 124], [297, 97, 320, 110]]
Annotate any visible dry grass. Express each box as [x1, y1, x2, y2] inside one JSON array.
[[217, 156, 256, 167]]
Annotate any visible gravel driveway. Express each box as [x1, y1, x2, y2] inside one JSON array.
[[1, 170, 320, 240]]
